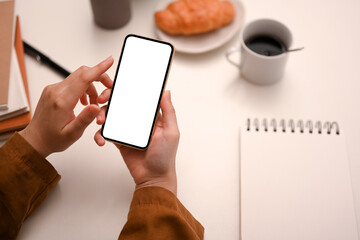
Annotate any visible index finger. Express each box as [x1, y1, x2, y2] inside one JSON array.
[[160, 91, 178, 131], [62, 56, 114, 106]]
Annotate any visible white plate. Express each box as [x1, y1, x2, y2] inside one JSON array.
[[154, 0, 245, 54]]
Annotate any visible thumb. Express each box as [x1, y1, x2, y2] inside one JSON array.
[[63, 104, 101, 138], [160, 91, 178, 130]]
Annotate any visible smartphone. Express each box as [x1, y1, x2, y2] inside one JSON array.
[[101, 34, 174, 149]]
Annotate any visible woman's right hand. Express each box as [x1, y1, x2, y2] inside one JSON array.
[[94, 91, 180, 195]]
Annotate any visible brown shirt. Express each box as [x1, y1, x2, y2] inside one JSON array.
[[0, 133, 204, 240]]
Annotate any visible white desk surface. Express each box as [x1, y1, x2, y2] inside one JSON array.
[[12, 0, 360, 239]]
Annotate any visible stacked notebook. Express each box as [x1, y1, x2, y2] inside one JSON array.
[[0, 0, 14, 110], [0, 6, 32, 140], [0, 50, 29, 122]]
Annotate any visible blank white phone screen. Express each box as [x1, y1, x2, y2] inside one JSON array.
[[102, 35, 173, 149]]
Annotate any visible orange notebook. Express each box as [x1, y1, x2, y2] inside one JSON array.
[[0, 16, 32, 135]]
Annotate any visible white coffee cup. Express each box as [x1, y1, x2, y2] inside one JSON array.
[[226, 19, 292, 85]]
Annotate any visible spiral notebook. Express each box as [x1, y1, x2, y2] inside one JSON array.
[[240, 119, 358, 240]]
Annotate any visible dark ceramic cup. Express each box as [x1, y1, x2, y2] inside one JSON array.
[[90, 0, 131, 29]]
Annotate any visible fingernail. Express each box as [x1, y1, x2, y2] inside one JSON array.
[[98, 137, 105, 146], [97, 115, 102, 123], [105, 56, 113, 63], [99, 90, 106, 98], [168, 90, 172, 102]]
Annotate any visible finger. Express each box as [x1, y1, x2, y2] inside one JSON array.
[[160, 91, 178, 131], [62, 104, 101, 138], [94, 129, 106, 146], [86, 83, 98, 105], [96, 105, 108, 125], [62, 56, 114, 106], [80, 93, 88, 105], [116, 143, 129, 154], [154, 108, 163, 127], [97, 73, 113, 89], [86, 56, 114, 81], [98, 89, 112, 104]]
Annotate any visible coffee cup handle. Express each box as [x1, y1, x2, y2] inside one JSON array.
[[225, 46, 242, 68]]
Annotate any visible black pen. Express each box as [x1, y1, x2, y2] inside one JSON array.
[[23, 41, 71, 78]]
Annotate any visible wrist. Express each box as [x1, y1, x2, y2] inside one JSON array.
[[19, 127, 51, 158], [135, 174, 177, 196]]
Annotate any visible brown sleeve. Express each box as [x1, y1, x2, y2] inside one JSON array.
[[119, 187, 204, 240], [0, 132, 61, 239]]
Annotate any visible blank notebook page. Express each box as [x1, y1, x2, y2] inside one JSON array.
[[240, 120, 358, 240]]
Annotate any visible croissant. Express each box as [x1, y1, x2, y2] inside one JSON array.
[[155, 0, 235, 35]]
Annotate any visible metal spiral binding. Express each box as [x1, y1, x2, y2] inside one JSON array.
[[246, 118, 340, 135], [332, 122, 340, 135], [262, 119, 268, 132], [324, 121, 340, 135], [270, 119, 277, 132], [306, 120, 313, 134], [254, 118, 259, 131], [297, 120, 304, 133], [324, 122, 331, 134], [315, 121, 322, 134], [288, 119, 295, 133]]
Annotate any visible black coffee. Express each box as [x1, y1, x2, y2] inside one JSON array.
[[245, 35, 286, 56]]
